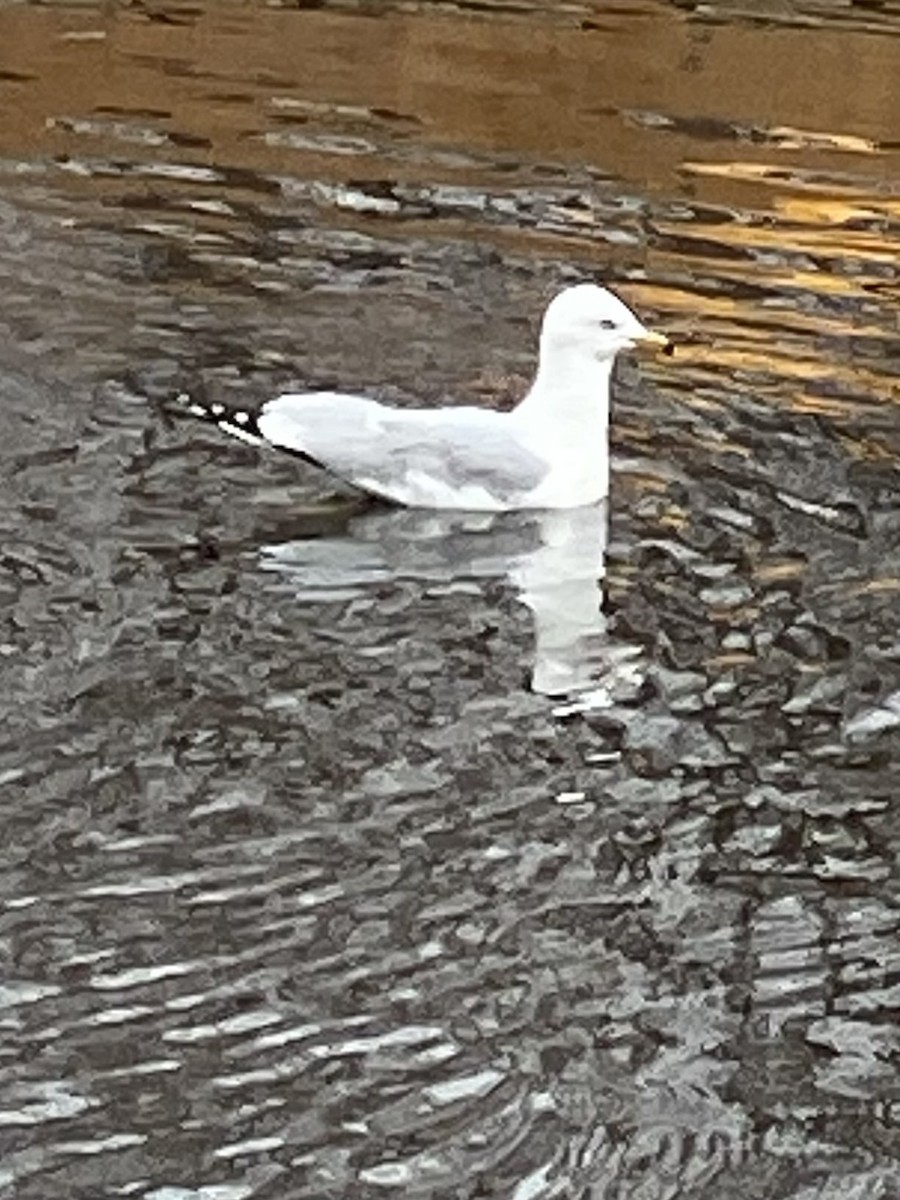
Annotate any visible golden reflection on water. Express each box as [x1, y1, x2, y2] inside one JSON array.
[[3, 2, 900, 179], [1, 0, 899, 454]]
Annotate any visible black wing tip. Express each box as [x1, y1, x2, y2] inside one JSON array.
[[172, 391, 379, 492], [174, 390, 264, 441]]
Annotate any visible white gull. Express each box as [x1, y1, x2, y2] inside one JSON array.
[[181, 283, 670, 511]]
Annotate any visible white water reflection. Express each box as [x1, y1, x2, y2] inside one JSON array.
[[259, 501, 636, 699], [507, 505, 610, 696]]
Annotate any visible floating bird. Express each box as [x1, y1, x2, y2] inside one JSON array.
[[180, 283, 671, 511]]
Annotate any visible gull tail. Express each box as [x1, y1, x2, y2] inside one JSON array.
[[173, 390, 339, 477], [174, 391, 266, 447]]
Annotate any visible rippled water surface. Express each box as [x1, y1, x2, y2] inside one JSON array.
[[3, 2, 900, 1196]]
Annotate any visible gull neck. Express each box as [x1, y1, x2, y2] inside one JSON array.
[[514, 345, 614, 429]]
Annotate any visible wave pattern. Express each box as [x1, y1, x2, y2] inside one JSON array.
[[1, 1, 899, 1197]]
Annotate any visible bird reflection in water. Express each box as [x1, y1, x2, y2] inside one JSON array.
[[260, 501, 642, 703]]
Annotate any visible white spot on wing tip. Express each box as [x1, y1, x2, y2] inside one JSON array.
[[223, 424, 262, 447]]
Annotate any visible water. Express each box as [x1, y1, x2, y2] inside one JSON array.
[[2, 2, 900, 1196]]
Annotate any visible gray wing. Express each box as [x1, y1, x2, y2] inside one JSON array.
[[257, 391, 549, 508]]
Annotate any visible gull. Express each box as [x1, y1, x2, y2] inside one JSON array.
[[180, 283, 671, 511]]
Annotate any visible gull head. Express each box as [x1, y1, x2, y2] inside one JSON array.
[[540, 283, 670, 362]]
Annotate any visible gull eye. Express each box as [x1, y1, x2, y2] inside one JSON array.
[[599, 319, 617, 330]]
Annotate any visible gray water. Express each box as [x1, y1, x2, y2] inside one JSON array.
[[2, 2, 900, 1197]]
